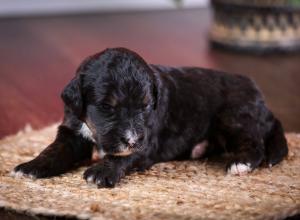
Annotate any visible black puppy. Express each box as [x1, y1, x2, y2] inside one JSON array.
[[13, 48, 288, 187]]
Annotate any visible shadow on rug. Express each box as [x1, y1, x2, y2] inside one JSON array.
[[0, 124, 299, 220]]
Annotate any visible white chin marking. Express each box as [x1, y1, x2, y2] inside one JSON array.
[[99, 149, 107, 159], [78, 123, 96, 142], [191, 140, 208, 159], [228, 163, 252, 175]]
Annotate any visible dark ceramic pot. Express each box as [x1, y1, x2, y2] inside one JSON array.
[[210, 0, 300, 53]]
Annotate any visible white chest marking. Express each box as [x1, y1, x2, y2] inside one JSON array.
[[79, 123, 96, 142]]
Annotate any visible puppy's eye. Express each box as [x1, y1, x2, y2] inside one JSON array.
[[98, 103, 114, 112], [141, 104, 150, 111]]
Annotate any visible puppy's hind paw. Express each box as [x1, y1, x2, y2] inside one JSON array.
[[227, 162, 252, 175]]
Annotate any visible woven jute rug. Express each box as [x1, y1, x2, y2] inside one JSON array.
[[0, 124, 299, 220]]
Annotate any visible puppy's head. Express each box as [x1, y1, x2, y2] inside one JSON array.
[[62, 48, 157, 156]]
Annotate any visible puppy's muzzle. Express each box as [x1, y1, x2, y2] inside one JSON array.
[[120, 137, 138, 148], [123, 130, 144, 147], [112, 133, 144, 156]]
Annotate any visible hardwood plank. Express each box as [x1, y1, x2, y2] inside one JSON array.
[[0, 19, 75, 136]]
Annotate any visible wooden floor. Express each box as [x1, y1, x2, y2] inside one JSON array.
[[0, 8, 300, 138]]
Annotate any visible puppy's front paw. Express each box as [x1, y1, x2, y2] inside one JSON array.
[[83, 162, 125, 188], [13, 159, 55, 179]]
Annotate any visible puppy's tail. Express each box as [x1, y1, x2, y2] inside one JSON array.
[[265, 116, 288, 167]]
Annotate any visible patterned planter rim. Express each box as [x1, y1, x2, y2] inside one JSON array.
[[212, 0, 300, 10], [210, 0, 300, 53]]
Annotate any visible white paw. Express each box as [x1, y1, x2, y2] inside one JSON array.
[[227, 163, 251, 175], [86, 175, 94, 183], [10, 170, 25, 178], [10, 170, 36, 179]]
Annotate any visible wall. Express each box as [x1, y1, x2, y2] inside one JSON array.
[[0, 0, 209, 17]]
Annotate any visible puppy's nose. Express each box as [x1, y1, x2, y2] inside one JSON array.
[[120, 137, 135, 146]]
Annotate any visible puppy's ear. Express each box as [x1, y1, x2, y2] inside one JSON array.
[[151, 79, 158, 110], [61, 76, 82, 117]]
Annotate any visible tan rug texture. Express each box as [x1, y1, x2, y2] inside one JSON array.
[[0, 124, 299, 220]]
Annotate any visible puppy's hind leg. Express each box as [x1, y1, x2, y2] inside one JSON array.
[[265, 117, 288, 167], [226, 137, 264, 176], [217, 111, 265, 175]]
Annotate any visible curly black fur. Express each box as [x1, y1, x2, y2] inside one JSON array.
[[14, 48, 288, 187]]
